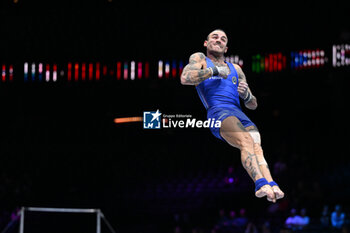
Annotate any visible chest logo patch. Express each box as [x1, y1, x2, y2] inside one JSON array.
[[232, 76, 237, 85]]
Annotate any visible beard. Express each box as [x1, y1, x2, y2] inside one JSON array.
[[208, 46, 225, 57], [207, 42, 226, 55]]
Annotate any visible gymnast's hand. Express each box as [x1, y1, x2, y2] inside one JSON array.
[[238, 81, 249, 99], [209, 65, 230, 79], [217, 66, 230, 79]]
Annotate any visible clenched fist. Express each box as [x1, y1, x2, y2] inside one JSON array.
[[209, 66, 230, 79], [238, 81, 249, 99], [217, 66, 230, 79]]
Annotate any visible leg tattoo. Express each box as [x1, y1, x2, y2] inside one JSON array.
[[242, 152, 262, 181]]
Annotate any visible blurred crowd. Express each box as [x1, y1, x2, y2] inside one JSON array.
[[173, 204, 349, 233]]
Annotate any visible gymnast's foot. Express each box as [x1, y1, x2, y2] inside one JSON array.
[[255, 184, 276, 203]]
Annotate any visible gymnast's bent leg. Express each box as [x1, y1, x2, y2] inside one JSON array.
[[246, 126, 285, 200], [220, 116, 276, 202]]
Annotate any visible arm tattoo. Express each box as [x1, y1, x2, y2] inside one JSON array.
[[181, 53, 212, 85], [237, 66, 247, 83], [236, 65, 257, 106], [196, 52, 205, 60], [184, 69, 212, 85]]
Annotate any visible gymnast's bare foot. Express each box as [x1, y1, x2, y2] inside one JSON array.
[[255, 184, 276, 203]]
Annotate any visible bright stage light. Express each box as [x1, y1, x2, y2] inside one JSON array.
[[114, 116, 143, 124]]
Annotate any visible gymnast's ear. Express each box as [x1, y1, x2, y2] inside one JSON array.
[[204, 40, 208, 48]]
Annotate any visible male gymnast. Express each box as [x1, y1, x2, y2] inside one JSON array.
[[180, 29, 284, 202]]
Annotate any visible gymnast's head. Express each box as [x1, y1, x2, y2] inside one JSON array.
[[204, 29, 228, 56]]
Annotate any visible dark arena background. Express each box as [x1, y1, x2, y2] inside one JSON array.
[[0, 2, 350, 233]]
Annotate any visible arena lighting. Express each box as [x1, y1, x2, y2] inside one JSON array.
[[145, 61, 149, 78], [116, 62, 121, 80], [38, 63, 43, 81], [252, 54, 263, 73], [225, 55, 244, 67], [158, 60, 163, 78], [59, 70, 65, 78], [114, 116, 143, 124], [1, 64, 5, 82], [45, 64, 50, 82], [109, 67, 114, 76], [332, 44, 350, 67], [1, 64, 14, 82], [67, 62, 72, 81], [53, 64, 57, 82], [102, 64, 108, 77], [24, 62, 28, 81], [123, 62, 128, 80], [130, 61, 135, 80], [88, 63, 93, 81], [9, 64, 13, 81], [291, 49, 327, 69], [172, 60, 177, 78], [178, 60, 184, 76], [252, 52, 286, 73], [165, 60, 170, 78], [81, 63, 86, 81], [96, 62, 101, 81], [12, 47, 349, 83], [19, 59, 242, 82], [31, 62, 35, 81], [74, 63, 79, 81], [137, 62, 142, 79], [158, 59, 185, 79]]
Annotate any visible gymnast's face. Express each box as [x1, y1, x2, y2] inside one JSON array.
[[204, 30, 228, 55]]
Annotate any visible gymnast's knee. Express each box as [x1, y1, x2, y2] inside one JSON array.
[[249, 130, 261, 145], [254, 143, 263, 154], [235, 134, 254, 151]]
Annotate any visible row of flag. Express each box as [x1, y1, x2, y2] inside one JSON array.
[[1, 44, 349, 82]]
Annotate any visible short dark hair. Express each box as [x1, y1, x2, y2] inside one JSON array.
[[207, 29, 227, 40]]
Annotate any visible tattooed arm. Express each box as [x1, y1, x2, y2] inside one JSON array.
[[180, 52, 212, 86], [234, 64, 258, 110]]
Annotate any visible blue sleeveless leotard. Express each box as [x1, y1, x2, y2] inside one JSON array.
[[195, 57, 256, 140]]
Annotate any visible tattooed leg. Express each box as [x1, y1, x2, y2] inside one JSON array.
[[253, 143, 273, 182], [246, 126, 285, 200], [220, 116, 276, 202], [244, 126, 274, 182], [254, 143, 284, 199], [220, 117, 263, 181]]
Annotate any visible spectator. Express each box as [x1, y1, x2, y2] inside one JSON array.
[[216, 209, 229, 228], [299, 208, 310, 229], [174, 225, 182, 233], [320, 205, 330, 229], [245, 221, 258, 233], [285, 208, 303, 231], [235, 208, 249, 229], [331, 205, 345, 232], [261, 221, 271, 233], [227, 210, 237, 227]]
